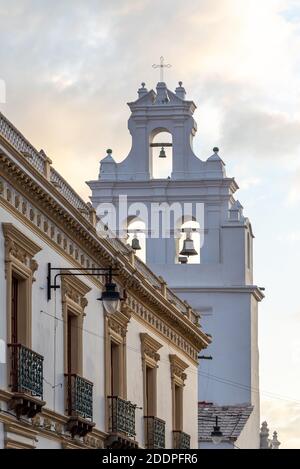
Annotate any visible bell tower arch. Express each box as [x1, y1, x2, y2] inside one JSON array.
[[96, 81, 226, 182]]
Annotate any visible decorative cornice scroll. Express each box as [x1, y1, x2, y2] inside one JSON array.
[[2, 222, 41, 281], [169, 354, 189, 387], [107, 309, 131, 340], [61, 274, 91, 315], [140, 333, 162, 367]]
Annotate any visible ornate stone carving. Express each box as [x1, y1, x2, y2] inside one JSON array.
[[169, 354, 188, 386], [6, 188, 11, 202], [15, 195, 20, 209], [22, 201, 27, 214], [2, 223, 41, 281], [140, 333, 162, 366], [61, 274, 90, 314], [108, 316, 127, 338]]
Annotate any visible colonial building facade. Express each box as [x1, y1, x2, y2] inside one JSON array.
[[0, 111, 210, 449], [88, 80, 265, 449]]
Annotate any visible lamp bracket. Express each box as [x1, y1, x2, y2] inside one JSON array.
[[47, 263, 118, 301]]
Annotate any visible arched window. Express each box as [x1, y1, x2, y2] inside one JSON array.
[[126, 217, 146, 263], [150, 129, 172, 179], [176, 220, 201, 264]]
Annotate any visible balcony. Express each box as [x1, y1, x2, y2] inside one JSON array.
[[173, 430, 191, 449], [106, 396, 138, 448], [144, 416, 166, 448], [8, 343, 45, 418], [65, 374, 95, 437]]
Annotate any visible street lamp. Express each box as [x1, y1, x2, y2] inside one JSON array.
[[211, 416, 223, 445], [98, 268, 123, 315], [47, 263, 123, 315]]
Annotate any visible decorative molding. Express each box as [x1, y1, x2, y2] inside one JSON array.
[[61, 274, 91, 315], [140, 333, 162, 367], [2, 222, 41, 281], [169, 354, 188, 387], [125, 295, 199, 364], [104, 310, 131, 432], [5, 438, 36, 449], [0, 393, 106, 448], [140, 333, 162, 422], [173, 286, 265, 302], [4, 421, 39, 449], [61, 275, 90, 377], [107, 309, 131, 341], [2, 223, 41, 348], [169, 354, 188, 436]]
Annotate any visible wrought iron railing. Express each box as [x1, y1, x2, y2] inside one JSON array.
[[66, 374, 93, 421], [8, 343, 44, 398], [144, 416, 166, 448], [173, 430, 191, 449], [108, 396, 136, 437]]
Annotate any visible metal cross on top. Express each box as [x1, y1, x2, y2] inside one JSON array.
[[152, 56, 172, 82]]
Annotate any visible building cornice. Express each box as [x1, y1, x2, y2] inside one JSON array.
[[88, 177, 239, 194], [173, 286, 265, 302]]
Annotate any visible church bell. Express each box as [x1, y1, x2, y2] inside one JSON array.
[[159, 146, 166, 158], [179, 233, 198, 257], [131, 235, 142, 251]]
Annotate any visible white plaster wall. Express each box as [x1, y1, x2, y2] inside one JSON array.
[[0, 205, 106, 432], [126, 319, 198, 449], [0, 203, 199, 448], [35, 436, 62, 449]]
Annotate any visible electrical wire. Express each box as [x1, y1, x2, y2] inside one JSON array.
[[37, 309, 300, 406]]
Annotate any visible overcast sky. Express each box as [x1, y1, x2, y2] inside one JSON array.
[[1, 0, 300, 448]]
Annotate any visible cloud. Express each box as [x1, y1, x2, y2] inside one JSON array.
[[277, 230, 300, 242], [220, 107, 300, 160], [238, 177, 262, 190], [1, 1, 299, 189], [261, 399, 300, 449], [288, 170, 300, 204]]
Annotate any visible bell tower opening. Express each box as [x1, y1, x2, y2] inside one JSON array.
[[150, 130, 172, 179], [126, 216, 146, 263], [176, 219, 201, 265]]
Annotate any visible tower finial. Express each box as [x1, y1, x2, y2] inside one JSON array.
[[152, 56, 171, 82]]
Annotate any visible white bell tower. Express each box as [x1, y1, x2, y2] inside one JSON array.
[[87, 79, 264, 449]]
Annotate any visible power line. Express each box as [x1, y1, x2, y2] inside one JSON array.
[[37, 309, 300, 406]]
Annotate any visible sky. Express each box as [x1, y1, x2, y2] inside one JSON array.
[[1, 0, 300, 448]]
